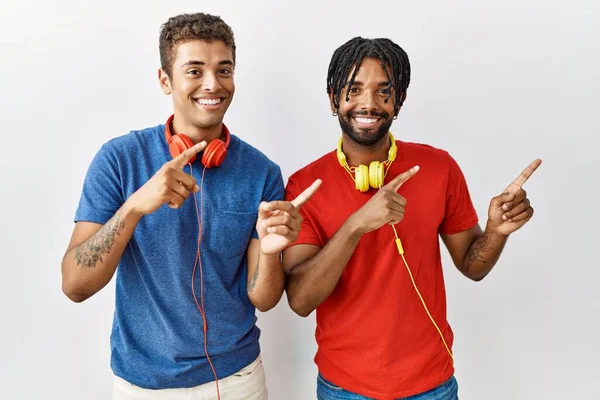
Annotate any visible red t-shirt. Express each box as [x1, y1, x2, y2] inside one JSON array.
[[285, 140, 478, 399]]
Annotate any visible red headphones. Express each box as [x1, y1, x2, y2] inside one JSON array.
[[164, 114, 231, 168]]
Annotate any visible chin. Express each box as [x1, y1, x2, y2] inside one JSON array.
[[194, 115, 224, 129], [348, 129, 388, 146]]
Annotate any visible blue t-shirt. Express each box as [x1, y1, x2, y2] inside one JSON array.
[[74, 122, 284, 389]]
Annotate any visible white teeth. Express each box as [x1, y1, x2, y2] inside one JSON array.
[[356, 117, 378, 124], [198, 98, 221, 105]]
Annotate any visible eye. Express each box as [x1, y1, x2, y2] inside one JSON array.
[[379, 86, 392, 95], [348, 86, 360, 94], [218, 68, 232, 75], [187, 69, 201, 76]]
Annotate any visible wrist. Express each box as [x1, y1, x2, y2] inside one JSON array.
[[122, 200, 144, 221], [344, 214, 366, 239], [485, 219, 509, 238], [259, 249, 281, 262]]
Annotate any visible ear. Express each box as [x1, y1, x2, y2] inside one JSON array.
[[158, 68, 172, 95], [327, 88, 337, 114], [395, 91, 408, 116]]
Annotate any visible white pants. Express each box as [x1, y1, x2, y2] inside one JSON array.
[[112, 355, 267, 400]]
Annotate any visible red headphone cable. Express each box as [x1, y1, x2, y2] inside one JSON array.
[[189, 164, 221, 399]]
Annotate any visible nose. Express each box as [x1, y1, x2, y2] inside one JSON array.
[[202, 72, 221, 92], [358, 90, 377, 112]]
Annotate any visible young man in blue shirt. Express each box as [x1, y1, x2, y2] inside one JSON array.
[[61, 13, 319, 399]]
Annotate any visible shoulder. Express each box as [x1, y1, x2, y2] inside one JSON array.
[[229, 134, 281, 174], [399, 141, 462, 172], [288, 151, 336, 185], [103, 123, 164, 154], [400, 141, 453, 161]]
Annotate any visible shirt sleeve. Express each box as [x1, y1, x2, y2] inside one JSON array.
[[74, 143, 125, 225], [285, 175, 322, 247], [439, 154, 479, 234]]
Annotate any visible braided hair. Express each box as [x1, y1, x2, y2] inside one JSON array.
[[327, 37, 411, 115]]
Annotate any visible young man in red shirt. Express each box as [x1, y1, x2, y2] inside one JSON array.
[[283, 37, 540, 400]]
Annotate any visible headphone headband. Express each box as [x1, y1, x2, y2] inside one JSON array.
[[164, 114, 231, 149], [164, 115, 231, 168], [337, 133, 398, 192], [336, 132, 397, 168]]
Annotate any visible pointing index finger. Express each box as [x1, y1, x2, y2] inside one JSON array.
[[291, 179, 322, 209], [169, 141, 207, 169], [383, 165, 420, 192], [505, 158, 542, 193]]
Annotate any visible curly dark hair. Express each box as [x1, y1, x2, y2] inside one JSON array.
[[327, 37, 411, 115], [159, 13, 236, 78]]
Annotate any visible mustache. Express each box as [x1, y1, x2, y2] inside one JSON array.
[[348, 110, 390, 119]]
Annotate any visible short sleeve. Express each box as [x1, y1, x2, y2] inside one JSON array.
[[285, 175, 322, 247], [252, 164, 285, 239], [439, 154, 479, 234], [74, 143, 124, 224]]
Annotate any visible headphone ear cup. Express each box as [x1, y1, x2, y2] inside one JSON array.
[[169, 134, 196, 163], [202, 139, 227, 168], [369, 161, 384, 189], [355, 164, 370, 192]]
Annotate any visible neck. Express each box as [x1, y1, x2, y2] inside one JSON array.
[[171, 115, 223, 144], [342, 133, 392, 166]]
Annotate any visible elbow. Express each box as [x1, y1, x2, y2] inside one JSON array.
[[463, 268, 488, 282], [288, 296, 314, 318], [294, 308, 313, 318], [61, 269, 90, 303], [254, 302, 275, 313], [459, 261, 489, 282], [62, 284, 89, 303], [468, 275, 485, 282], [250, 293, 283, 313]]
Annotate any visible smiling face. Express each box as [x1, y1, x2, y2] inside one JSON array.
[[159, 39, 235, 132], [331, 57, 401, 147]]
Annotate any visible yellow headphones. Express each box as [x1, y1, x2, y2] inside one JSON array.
[[336, 133, 397, 192]]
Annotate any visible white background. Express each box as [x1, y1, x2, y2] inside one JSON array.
[[1, 0, 598, 399]]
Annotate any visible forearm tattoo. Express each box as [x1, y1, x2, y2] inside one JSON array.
[[248, 253, 260, 292], [464, 232, 493, 271], [75, 211, 125, 268]]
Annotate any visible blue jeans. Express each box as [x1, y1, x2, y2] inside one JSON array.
[[317, 373, 458, 400]]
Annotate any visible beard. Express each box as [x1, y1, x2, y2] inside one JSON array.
[[338, 110, 394, 146]]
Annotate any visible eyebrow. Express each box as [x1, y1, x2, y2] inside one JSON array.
[[180, 60, 234, 67], [347, 81, 391, 87]]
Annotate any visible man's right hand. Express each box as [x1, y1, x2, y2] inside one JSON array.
[[125, 141, 207, 216], [348, 165, 419, 235]]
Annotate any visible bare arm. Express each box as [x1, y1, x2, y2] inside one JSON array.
[[246, 239, 285, 312], [442, 159, 540, 281], [282, 167, 419, 317], [62, 141, 208, 303], [61, 205, 142, 302], [248, 179, 323, 313], [283, 218, 363, 317], [441, 224, 508, 281]]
